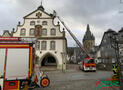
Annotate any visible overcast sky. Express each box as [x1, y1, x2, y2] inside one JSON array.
[[0, 0, 123, 46]]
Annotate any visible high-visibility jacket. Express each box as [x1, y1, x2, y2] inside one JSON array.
[[113, 64, 118, 75]]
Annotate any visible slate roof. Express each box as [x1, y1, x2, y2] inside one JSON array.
[[105, 29, 116, 34], [2, 30, 12, 37]]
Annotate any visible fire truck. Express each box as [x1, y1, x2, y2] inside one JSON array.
[[0, 37, 50, 90], [57, 16, 96, 72], [79, 58, 96, 71]]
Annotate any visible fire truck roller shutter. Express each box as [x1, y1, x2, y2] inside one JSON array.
[[5, 48, 29, 80]]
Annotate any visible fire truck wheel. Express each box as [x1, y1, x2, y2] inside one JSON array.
[[93, 70, 96, 72], [82, 67, 84, 71], [40, 77, 50, 88]]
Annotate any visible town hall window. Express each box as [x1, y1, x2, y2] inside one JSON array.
[[30, 28, 35, 35], [30, 21, 35, 25], [50, 41, 55, 50], [36, 41, 40, 50], [51, 28, 56, 35], [42, 21, 47, 25], [41, 41, 47, 50], [42, 28, 47, 36], [20, 28, 26, 36]]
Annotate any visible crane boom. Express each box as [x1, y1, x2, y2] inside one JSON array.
[[57, 16, 90, 58]]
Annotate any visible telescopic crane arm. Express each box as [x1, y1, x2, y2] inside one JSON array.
[[57, 16, 90, 58]]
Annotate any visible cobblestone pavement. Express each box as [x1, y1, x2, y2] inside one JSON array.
[[33, 64, 120, 90]]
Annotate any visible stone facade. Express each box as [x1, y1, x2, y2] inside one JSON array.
[[12, 4, 67, 70]]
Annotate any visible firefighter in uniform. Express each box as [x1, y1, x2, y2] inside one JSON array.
[[113, 64, 118, 75], [112, 64, 119, 81]]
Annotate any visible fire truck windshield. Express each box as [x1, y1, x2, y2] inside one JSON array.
[[88, 59, 95, 63], [84, 59, 95, 64]]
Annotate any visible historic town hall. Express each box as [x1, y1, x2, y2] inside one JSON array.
[[10, 4, 67, 70]]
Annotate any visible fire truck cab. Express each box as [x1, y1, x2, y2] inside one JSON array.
[[79, 58, 96, 72]]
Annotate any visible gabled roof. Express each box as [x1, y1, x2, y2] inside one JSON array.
[[105, 29, 116, 34], [23, 5, 52, 19], [99, 29, 116, 46], [2, 30, 12, 37]]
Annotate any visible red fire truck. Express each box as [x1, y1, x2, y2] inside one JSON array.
[[0, 37, 50, 90], [79, 58, 96, 71]]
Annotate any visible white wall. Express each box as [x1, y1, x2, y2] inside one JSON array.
[[36, 39, 64, 65], [13, 9, 67, 70]]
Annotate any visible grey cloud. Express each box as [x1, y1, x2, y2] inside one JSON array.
[[0, 0, 123, 46]]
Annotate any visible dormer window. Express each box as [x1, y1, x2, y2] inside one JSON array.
[[51, 28, 56, 35], [30, 21, 35, 26], [42, 21, 47, 25], [20, 28, 26, 36], [30, 28, 35, 35]]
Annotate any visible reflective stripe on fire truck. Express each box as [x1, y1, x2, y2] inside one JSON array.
[[29, 47, 33, 78]]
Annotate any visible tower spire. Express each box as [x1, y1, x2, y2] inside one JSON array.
[[87, 24, 90, 31], [86, 24, 91, 35]]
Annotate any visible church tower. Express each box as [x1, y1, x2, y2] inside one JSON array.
[[83, 24, 95, 52]]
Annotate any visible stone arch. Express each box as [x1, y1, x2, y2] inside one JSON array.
[[39, 52, 59, 68]]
